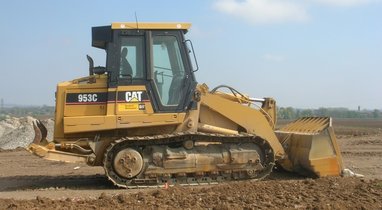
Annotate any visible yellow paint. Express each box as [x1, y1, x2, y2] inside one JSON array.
[[117, 113, 186, 128], [112, 22, 191, 30]]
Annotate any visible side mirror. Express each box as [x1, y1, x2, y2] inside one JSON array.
[[185, 40, 199, 72]]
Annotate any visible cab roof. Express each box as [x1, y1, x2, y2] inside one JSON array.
[[111, 22, 191, 30], [92, 22, 191, 49]]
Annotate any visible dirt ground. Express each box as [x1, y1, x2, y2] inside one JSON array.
[[0, 119, 381, 209]]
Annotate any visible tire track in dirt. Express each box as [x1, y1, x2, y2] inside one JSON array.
[[0, 175, 113, 191]]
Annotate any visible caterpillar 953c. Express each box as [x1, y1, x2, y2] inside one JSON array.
[[29, 22, 344, 188]]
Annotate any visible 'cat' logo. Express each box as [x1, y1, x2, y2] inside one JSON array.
[[125, 91, 143, 102]]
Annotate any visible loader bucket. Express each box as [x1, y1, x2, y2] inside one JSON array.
[[275, 117, 343, 177]]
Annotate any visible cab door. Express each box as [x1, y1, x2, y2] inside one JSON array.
[[149, 31, 196, 113]]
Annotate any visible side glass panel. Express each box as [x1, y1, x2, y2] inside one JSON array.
[[152, 35, 186, 106], [120, 36, 145, 79]]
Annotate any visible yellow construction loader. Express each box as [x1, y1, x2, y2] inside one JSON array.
[[28, 22, 343, 188]]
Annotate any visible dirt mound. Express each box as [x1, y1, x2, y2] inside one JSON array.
[[0, 177, 381, 209], [0, 116, 54, 150]]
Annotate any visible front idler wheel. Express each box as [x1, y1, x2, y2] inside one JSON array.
[[113, 148, 144, 179]]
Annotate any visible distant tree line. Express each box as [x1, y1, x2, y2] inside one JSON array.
[[0, 105, 381, 121], [277, 107, 381, 120], [0, 105, 55, 120]]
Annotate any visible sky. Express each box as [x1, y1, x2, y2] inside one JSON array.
[[0, 0, 381, 109]]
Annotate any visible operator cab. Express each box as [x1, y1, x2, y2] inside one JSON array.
[[91, 22, 197, 113]]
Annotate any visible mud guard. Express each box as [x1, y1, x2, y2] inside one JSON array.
[[275, 117, 343, 177]]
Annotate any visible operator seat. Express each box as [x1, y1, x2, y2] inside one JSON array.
[[168, 73, 184, 105]]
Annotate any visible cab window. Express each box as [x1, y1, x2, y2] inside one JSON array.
[[152, 35, 186, 106], [119, 36, 145, 79]]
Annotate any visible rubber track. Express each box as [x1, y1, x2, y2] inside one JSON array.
[[103, 132, 275, 188]]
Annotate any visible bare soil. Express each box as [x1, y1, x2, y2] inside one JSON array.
[[0, 119, 381, 209]]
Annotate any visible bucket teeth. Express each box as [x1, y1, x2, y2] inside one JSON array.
[[278, 117, 331, 134]]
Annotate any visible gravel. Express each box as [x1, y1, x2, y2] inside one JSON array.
[[0, 116, 54, 149]]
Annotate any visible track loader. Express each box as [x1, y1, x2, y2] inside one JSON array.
[[28, 22, 343, 188]]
